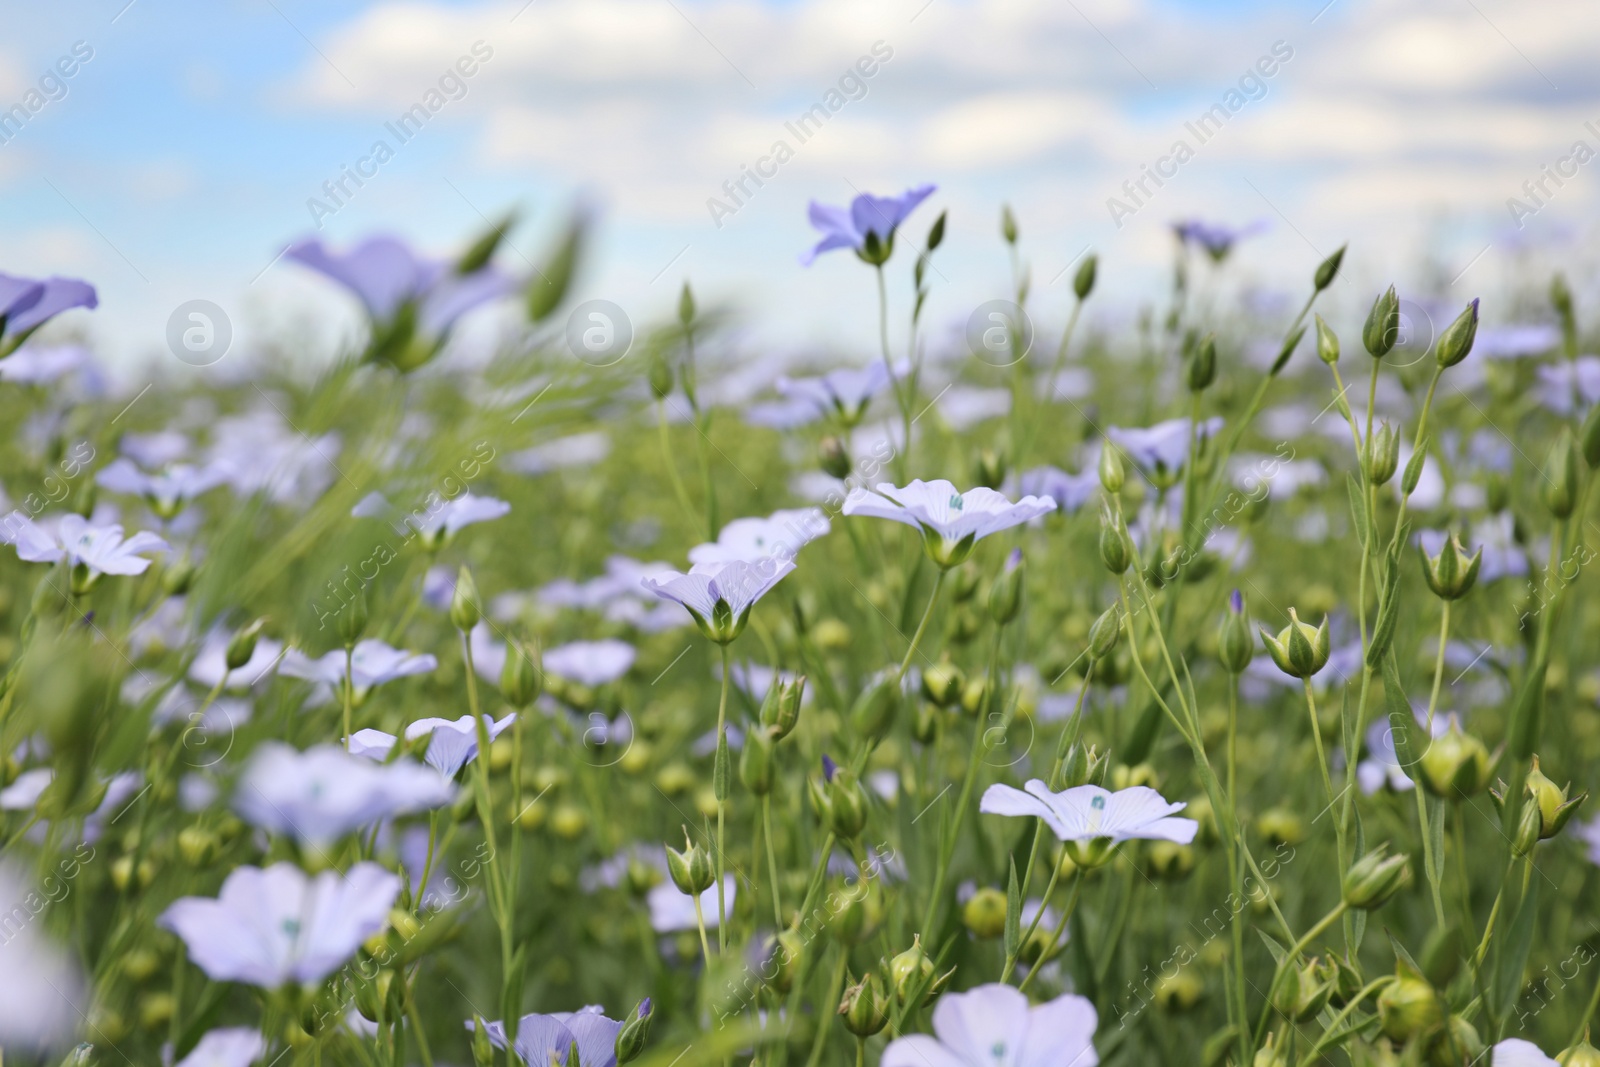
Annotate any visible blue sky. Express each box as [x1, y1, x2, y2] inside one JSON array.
[[3, 0, 1596, 370]]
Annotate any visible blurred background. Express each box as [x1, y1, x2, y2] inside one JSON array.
[[0, 0, 1594, 369]]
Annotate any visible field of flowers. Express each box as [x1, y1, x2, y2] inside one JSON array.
[[1, 186, 1599, 1067]]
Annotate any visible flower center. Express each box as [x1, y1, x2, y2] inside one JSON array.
[[948, 494, 964, 511], [1087, 794, 1106, 833], [990, 1041, 1006, 1061], [282, 918, 301, 939]]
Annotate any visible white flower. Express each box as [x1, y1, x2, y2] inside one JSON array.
[[842, 479, 1055, 568], [688, 507, 830, 565], [0, 862, 84, 1048], [881, 983, 1098, 1067], [160, 862, 399, 988], [641, 557, 795, 644], [1490, 1039, 1558, 1066], [207, 408, 340, 505], [278, 639, 438, 690], [233, 743, 455, 846], [1018, 466, 1100, 514], [97, 458, 227, 517], [544, 639, 637, 687], [980, 781, 1197, 866], [349, 713, 516, 778], [176, 1027, 267, 1067], [354, 491, 510, 546], [648, 873, 737, 932], [4, 512, 167, 577]]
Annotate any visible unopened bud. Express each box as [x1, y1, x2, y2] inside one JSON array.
[[614, 998, 654, 1065], [1315, 314, 1340, 365], [225, 618, 267, 672], [1365, 422, 1400, 486], [851, 675, 900, 740], [1074, 255, 1097, 301], [1218, 589, 1254, 673], [1188, 333, 1216, 392], [1099, 517, 1130, 575], [1363, 285, 1401, 358], [1098, 445, 1125, 494], [1343, 845, 1410, 910], [1376, 962, 1441, 1042], [665, 831, 715, 895], [501, 638, 544, 708], [840, 973, 889, 1037], [1314, 245, 1346, 292], [449, 566, 481, 632], [1542, 430, 1582, 519], [1434, 298, 1479, 369]]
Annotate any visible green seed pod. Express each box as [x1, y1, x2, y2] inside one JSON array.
[[501, 638, 544, 708], [1363, 285, 1401, 358], [1252, 1033, 1287, 1067], [961, 887, 1007, 939], [1419, 721, 1491, 798], [1315, 313, 1340, 365], [472, 1014, 495, 1067], [161, 555, 197, 598], [665, 832, 715, 895], [1376, 962, 1441, 1043], [973, 447, 1007, 490], [825, 763, 868, 840], [839, 973, 889, 1037], [1525, 756, 1587, 839], [850, 675, 900, 740], [761, 674, 806, 740], [1343, 845, 1411, 910], [1419, 533, 1481, 601], [1580, 404, 1600, 469], [1273, 957, 1333, 1023], [1154, 971, 1205, 1013], [1218, 589, 1254, 673], [1074, 254, 1098, 301], [887, 936, 950, 1006], [1558, 1040, 1600, 1067], [1423, 1015, 1482, 1067], [988, 550, 1025, 626], [1087, 605, 1121, 661], [678, 281, 695, 327], [449, 565, 481, 632], [920, 661, 965, 709], [1542, 429, 1582, 519], [1259, 608, 1330, 679], [1434, 298, 1479, 369]]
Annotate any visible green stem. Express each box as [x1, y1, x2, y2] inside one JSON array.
[[1018, 871, 1084, 992], [896, 570, 946, 684], [764, 794, 783, 928], [716, 643, 732, 953], [1254, 902, 1350, 1043]]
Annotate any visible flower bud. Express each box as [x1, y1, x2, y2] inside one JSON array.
[[1087, 605, 1121, 661], [1188, 333, 1217, 392], [825, 761, 868, 839], [961, 886, 1007, 939], [450, 566, 481, 632], [1419, 534, 1481, 601], [1365, 422, 1400, 486], [1074, 255, 1097, 301], [501, 638, 544, 708], [1419, 721, 1490, 798], [648, 351, 673, 400], [1377, 962, 1441, 1043], [1253, 1034, 1287, 1067], [1218, 589, 1254, 673], [1343, 845, 1410, 910], [1434, 298, 1478, 369], [1098, 444, 1125, 494], [1542, 430, 1582, 519], [1144, 841, 1194, 882], [988, 549, 1024, 626], [666, 831, 715, 895], [1099, 518, 1130, 575], [177, 825, 218, 867], [1525, 756, 1586, 840], [912, 701, 939, 744], [225, 618, 268, 672], [614, 999, 654, 1065], [887, 936, 951, 1006], [1363, 285, 1401, 358], [739, 725, 774, 796], [161, 556, 197, 598], [1314, 245, 1346, 292], [819, 436, 851, 480], [1581, 404, 1600, 469], [767, 928, 807, 994], [1256, 808, 1306, 847], [840, 973, 889, 1037], [973, 447, 1007, 490], [761, 674, 806, 740], [678, 282, 695, 327], [851, 675, 900, 740], [1315, 314, 1340, 365], [1154, 972, 1204, 1013], [1000, 204, 1018, 245], [337, 594, 368, 648], [472, 1014, 495, 1067], [1260, 608, 1331, 679]]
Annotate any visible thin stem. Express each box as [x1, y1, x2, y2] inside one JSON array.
[[1018, 871, 1084, 992], [691, 894, 713, 964], [657, 400, 698, 525], [896, 570, 945, 684], [716, 643, 732, 953], [764, 794, 783, 927], [1254, 902, 1349, 1043], [1425, 600, 1451, 733], [803, 947, 851, 1067]]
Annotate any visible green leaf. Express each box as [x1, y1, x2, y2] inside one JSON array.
[[1509, 658, 1548, 759], [1346, 473, 1368, 546], [1492, 878, 1539, 1019], [1383, 653, 1420, 771], [1426, 797, 1447, 897]]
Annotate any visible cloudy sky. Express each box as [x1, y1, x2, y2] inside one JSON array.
[[1, 0, 1596, 369]]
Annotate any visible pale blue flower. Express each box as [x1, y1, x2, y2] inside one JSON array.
[[882, 983, 1098, 1067], [233, 742, 455, 845], [801, 185, 936, 265], [980, 781, 1197, 846], [471, 1006, 624, 1067], [176, 1027, 266, 1067], [688, 507, 829, 565]]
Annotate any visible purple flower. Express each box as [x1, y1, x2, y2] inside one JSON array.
[[881, 983, 1098, 1067], [1475, 324, 1559, 360], [800, 185, 936, 266], [355, 490, 511, 547], [160, 862, 399, 988], [775, 360, 909, 425], [97, 458, 228, 518], [842, 479, 1055, 568], [1018, 465, 1100, 514], [278, 639, 438, 691], [3, 513, 167, 580], [641, 557, 795, 644], [544, 638, 637, 688], [350, 713, 517, 778], [233, 742, 455, 846], [471, 1007, 623, 1067], [0, 273, 97, 355], [688, 507, 830, 565], [1534, 355, 1600, 415], [1107, 418, 1223, 479], [286, 235, 511, 370], [176, 1028, 267, 1067], [1172, 219, 1266, 260]]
